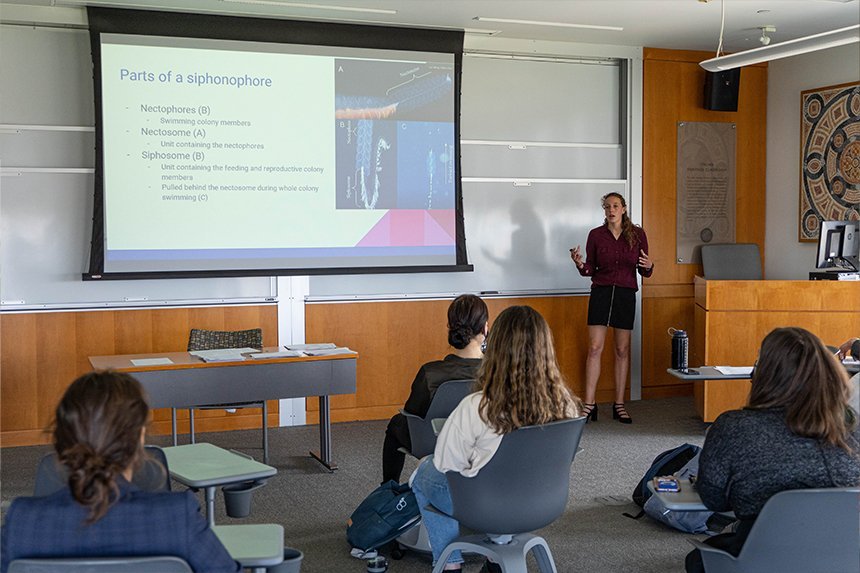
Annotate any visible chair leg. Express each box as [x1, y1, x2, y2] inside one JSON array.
[[189, 408, 196, 444], [524, 537, 558, 573], [262, 401, 269, 464]]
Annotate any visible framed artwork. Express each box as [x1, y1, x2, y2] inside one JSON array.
[[798, 81, 860, 242]]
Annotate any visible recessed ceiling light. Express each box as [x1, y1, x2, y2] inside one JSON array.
[[218, 0, 397, 15], [472, 16, 622, 32]]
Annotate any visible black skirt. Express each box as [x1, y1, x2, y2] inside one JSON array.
[[587, 285, 636, 330]]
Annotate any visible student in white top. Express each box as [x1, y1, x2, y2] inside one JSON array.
[[410, 305, 582, 572]]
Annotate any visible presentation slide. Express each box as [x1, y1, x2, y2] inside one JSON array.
[[98, 34, 457, 273]]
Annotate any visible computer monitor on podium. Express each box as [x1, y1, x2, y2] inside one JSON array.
[[816, 220, 859, 271]]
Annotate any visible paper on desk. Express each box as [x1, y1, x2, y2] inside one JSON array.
[[249, 350, 306, 359], [304, 347, 356, 356], [285, 342, 336, 351], [714, 366, 754, 376], [189, 348, 257, 362], [131, 357, 174, 366]]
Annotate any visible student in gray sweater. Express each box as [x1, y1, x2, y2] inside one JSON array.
[[686, 327, 860, 573]]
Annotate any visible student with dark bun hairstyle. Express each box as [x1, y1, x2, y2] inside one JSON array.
[[381, 294, 489, 484], [0, 371, 240, 573]]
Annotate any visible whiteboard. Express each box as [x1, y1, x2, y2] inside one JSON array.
[[310, 54, 629, 298], [0, 25, 274, 309]]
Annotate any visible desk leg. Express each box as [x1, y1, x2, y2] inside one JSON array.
[[171, 408, 178, 447], [205, 486, 216, 528], [309, 395, 337, 472]]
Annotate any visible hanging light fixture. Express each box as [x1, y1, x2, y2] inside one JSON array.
[[700, 24, 860, 72]]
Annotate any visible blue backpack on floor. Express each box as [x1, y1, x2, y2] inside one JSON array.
[[632, 443, 701, 508], [624, 443, 714, 534], [347, 480, 421, 553]]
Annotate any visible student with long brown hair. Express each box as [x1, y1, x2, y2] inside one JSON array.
[[411, 305, 581, 572], [570, 191, 652, 424], [0, 371, 240, 573], [685, 327, 860, 573]]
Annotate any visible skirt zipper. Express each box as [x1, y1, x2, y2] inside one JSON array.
[[607, 285, 615, 326]]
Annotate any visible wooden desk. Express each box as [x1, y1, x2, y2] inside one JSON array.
[[693, 277, 859, 422], [89, 349, 357, 471]]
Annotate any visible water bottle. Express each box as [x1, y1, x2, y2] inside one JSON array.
[[669, 328, 688, 371], [367, 556, 388, 573]]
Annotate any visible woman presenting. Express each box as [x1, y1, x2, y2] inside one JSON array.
[[570, 192, 652, 423]]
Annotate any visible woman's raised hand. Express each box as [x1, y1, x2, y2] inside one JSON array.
[[570, 246, 583, 269], [638, 249, 653, 270]]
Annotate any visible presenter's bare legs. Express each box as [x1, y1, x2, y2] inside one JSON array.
[[613, 328, 631, 403], [583, 325, 608, 420], [612, 328, 633, 423]]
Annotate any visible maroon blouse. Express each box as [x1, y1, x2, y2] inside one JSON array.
[[577, 224, 652, 291]]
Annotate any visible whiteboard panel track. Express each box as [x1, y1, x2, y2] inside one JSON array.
[[462, 178, 625, 184], [0, 124, 94, 132], [0, 297, 277, 313], [1, 168, 94, 176], [462, 140, 621, 149]]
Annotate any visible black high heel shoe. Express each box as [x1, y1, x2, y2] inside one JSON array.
[[613, 402, 632, 424], [582, 402, 598, 422]]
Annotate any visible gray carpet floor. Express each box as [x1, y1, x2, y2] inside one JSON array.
[[1, 396, 710, 573]]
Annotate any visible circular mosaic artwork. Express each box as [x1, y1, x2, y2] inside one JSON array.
[[800, 83, 860, 241]]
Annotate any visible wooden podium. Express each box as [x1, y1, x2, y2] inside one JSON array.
[[693, 276, 860, 422]]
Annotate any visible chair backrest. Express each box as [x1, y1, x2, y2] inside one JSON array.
[[446, 416, 587, 535], [407, 379, 475, 458], [701, 243, 762, 280], [34, 446, 171, 497], [187, 328, 263, 351], [724, 487, 860, 572], [8, 556, 193, 573]]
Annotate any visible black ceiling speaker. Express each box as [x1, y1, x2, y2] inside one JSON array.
[[704, 68, 741, 112]]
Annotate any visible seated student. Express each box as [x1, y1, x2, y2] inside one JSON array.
[[0, 371, 241, 573], [382, 294, 488, 484], [411, 305, 582, 572], [685, 327, 860, 573]]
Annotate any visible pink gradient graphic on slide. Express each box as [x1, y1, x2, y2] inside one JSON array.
[[356, 210, 455, 247]]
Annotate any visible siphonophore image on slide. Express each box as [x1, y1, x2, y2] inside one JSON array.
[[336, 119, 398, 209], [334, 58, 454, 211], [397, 121, 455, 209]]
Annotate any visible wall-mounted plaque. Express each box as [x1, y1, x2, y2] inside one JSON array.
[[676, 121, 736, 264]]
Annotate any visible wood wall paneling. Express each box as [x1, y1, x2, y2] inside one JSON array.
[[640, 48, 768, 407], [305, 296, 626, 424], [0, 305, 278, 447]]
